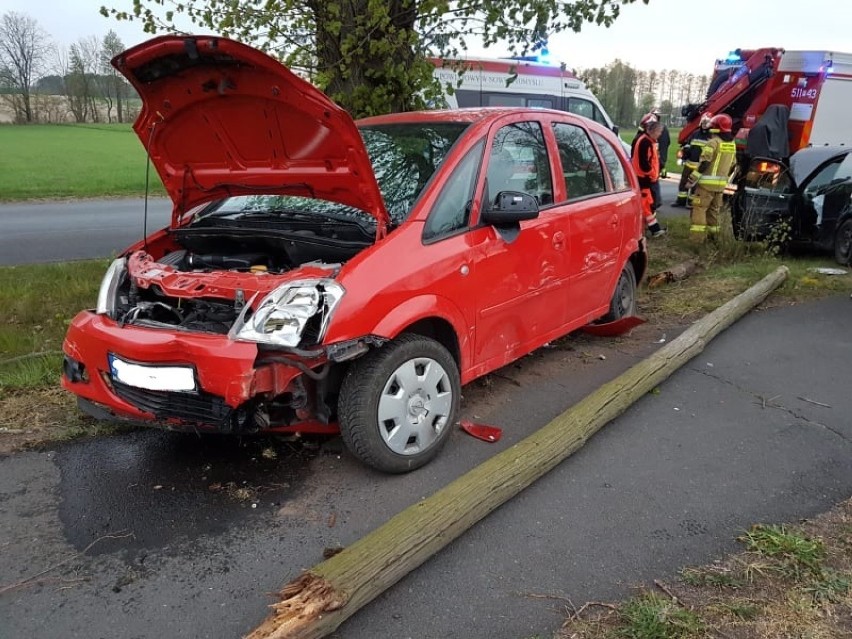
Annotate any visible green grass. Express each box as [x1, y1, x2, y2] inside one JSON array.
[[680, 566, 744, 590], [640, 213, 852, 323], [802, 569, 851, 604], [712, 600, 762, 620], [0, 259, 108, 391], [615, 592, 704, 639], [558, 501, 852, 639], [741, 524, 827, 579], [0, 123, 165, 201]]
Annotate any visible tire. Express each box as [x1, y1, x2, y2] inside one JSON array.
[[338, 334, 460, 473], [601, 262, 637, 323], [834, 218, 852, 266]]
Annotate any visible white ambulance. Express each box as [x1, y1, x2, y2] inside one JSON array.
[[430, 57, 624, 137]]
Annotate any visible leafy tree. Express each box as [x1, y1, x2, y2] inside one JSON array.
[[0, 12, 51, 122], [101, 30, 127, 122], [102, 0, 649, 117], [658, 98, 672, 123], [66, 37, 102, 122], [636, 91, 654, 123], [579, 59, 636, 127], [666, 69, 678, 105], [34, 74, 65, 94]]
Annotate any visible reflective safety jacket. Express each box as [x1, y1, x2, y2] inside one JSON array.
[[683, 129, 711, 171], [631, 133, 659, 188], [694, 135, 737, 192]]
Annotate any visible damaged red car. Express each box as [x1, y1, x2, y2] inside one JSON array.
[[62, 36, 647, 473]]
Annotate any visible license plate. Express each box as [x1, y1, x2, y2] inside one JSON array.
[[108, 354, 196, 392]]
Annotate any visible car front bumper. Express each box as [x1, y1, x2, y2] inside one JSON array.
[[61, 311, 318, 433]]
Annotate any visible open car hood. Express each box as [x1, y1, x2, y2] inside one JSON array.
[[112, 35, 389, 230]]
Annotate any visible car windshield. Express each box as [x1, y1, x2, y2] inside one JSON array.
[[194, 122, 471, 228]]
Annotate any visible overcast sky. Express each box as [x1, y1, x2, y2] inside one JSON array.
[[6, 0, 852, 75]]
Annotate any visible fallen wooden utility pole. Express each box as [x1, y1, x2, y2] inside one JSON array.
[[246, 265, 789, 639]]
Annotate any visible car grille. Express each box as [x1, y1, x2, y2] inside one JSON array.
[[111, 380, 233, 429]]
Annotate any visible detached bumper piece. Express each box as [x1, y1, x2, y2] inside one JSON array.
[[110, 380, 252, 433]]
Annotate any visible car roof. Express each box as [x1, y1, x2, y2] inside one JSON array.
[[357, 107, 591, 126], [790, 145, 850, 184], [356, 108, 623, 149]]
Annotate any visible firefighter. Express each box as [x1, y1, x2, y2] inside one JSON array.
[[631, 112, 662, 212], [652, 107, 671, 179], [686, 113, 737, 243], [630, 112, 657, 155], [673, 112, 713, 207], [631, 118, 666, 238]]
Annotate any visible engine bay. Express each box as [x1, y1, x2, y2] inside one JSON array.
[[108, 221, 371, 337]]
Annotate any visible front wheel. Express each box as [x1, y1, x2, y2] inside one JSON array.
[[338, 335, 460, 473], [834, 218, 852, 266], [600, 262, 637, 323]]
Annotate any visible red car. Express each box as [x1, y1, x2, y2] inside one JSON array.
[[62, 36, 647, 473]]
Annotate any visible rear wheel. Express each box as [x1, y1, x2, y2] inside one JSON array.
[[601, 262, 637, 323], [338, 335, 460, 473], [834, 218, 852, 266]]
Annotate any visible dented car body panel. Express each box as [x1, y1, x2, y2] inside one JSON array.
[[62, 35, 646, 450]]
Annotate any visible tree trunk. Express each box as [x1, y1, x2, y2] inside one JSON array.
[[245, 266, 790, 639], [22, 91, 33, 122], [116, 80, 123, 123], [309, 0, 420, 116]]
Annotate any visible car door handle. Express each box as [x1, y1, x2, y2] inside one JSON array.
[[552, 231, 565, 250], [609, 214, 619, 228]]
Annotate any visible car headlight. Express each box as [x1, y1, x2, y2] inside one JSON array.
[[96, 257, 127, 317], [230, 280, 344, 347]]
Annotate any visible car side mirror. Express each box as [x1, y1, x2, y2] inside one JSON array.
[[612, 124, 619, 135], [482, 191, 540, 226]]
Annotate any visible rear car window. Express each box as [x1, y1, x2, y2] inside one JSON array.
[[591, 131, 629, 192]]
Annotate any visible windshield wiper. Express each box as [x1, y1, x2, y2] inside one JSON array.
[[199, 209, 375, 230]]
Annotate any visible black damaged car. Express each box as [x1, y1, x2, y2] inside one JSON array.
[[733, 146, 852, 264]]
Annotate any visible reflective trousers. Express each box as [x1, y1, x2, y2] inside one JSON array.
[[676, 167, 692, 206], [690, 184, 722, 240], [640, 186, 659, 228]]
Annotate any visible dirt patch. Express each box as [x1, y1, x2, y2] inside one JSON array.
[[0, 387, 126, 454]]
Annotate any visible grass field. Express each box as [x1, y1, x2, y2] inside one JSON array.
[[0, 259, 109, 391], [0, 123, 165, 201]]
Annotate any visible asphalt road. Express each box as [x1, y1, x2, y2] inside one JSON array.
[[2, 295, 850, 638], [0, 198, 171, 266], [0, 182, 679, 266]]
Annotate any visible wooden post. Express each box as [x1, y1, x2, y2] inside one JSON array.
[[246, 266, 789, 639]]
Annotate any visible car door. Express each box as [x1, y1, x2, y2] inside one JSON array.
[[468, 118, 566, 371], [735, 159, 796, 240], [548, 120, 624, 318], [796, 153, 852, 246]]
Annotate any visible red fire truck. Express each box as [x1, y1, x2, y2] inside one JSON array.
[[679, 48, 852, 256], [679, 47, 852, 153]]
